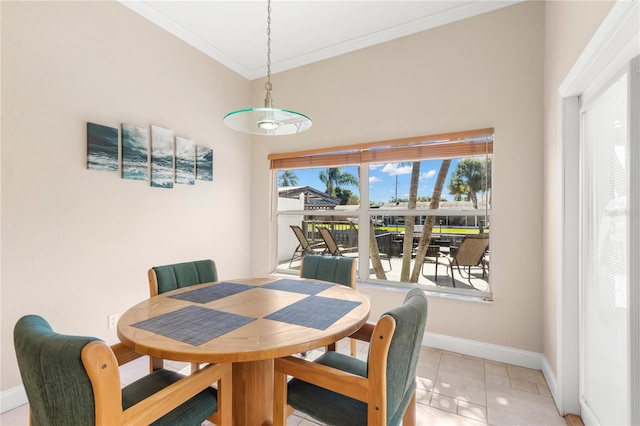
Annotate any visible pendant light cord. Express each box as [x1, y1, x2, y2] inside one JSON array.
[[223, 0, 311, 134], [264, 0, 273, 106]]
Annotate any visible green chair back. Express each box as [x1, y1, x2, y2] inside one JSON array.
[[300, 255, 355, 287], [382, 287, 428, 424], [14, 315, 98, 426], [152, 259, 218, 294]]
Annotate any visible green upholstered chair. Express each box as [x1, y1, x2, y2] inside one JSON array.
[[299, 254, 355, 287], [148, 259, 218, 297], [300, 254, 358, 356], [273, 287, 428, 426], [14, 315, 231, 426], [147, 259, 218, 372]]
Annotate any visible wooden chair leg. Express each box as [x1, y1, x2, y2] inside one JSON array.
[[149, 357, 163, 372], [350, 338, 357, 357], [209, 373, 232, 425], [402, 391, 417, 426]]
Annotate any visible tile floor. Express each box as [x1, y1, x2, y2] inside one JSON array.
[[1, 340, 567, 426]]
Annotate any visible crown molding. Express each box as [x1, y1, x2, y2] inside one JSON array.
[[120, 1, 523, 81]]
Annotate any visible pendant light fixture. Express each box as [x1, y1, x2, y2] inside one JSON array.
[[223, 0, 312, 136]]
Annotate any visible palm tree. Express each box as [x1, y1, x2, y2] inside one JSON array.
[[410, 159, 452, 282], [369, 217, 387, 280], [318, 167, 358, 197], [447, 159, 487, 209], [447, 173, 468, 201], [278, 170, 299, 187], [400, 161, 421, 282]]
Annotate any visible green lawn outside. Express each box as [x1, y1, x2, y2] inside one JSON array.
[[375, 226, 489, 235], [304, 222, 489, 235]]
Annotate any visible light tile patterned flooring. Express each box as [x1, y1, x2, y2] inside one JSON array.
[[1, 339, 566, 426]]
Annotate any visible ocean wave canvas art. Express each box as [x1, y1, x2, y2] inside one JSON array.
[[122, 123, 149, 181], [151, 125, 174, 188], [196, 146, 213, 181], [175, 136, 195, 185], [87, 122, 118, 172]]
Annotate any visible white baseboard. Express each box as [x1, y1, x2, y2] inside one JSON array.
[[541, 355, 559, 407], [424, 331, 543, 370], [1, 385, 27, 414]]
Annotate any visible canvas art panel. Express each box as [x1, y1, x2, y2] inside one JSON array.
[[196, 146, 213, 181], [87, 122, 118, 172], [175, 136, 195, 185], [121, 123, 149, 181], [151, 125, 174, 188]]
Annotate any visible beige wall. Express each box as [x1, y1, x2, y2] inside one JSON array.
[[1, 0, 620, 406], [542, 0, 615, 376], [1, 1, 252, 390], [250, 2, 546, 352]]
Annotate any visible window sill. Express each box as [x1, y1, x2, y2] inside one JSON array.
[[270, 270, 493, 303], [356, 281, 493, 304]]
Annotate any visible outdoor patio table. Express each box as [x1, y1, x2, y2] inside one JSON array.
[[117, 276, 370, 426]]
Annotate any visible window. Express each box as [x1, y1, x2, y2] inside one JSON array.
[[272, 128, 493, 298]]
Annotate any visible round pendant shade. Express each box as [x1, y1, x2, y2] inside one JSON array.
[[224, 107, 312, 136]]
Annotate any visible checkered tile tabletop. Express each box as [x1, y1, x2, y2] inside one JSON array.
[[123, 278, 367, 346]]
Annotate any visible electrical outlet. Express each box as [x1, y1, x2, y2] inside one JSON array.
[[108, 313, 119, 330]]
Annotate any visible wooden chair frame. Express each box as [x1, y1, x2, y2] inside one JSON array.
[[273, 318, 417, 426], [65, 341, 231, 425], [147, 268, 163, 298]]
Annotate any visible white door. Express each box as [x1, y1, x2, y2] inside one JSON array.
[[578, 57, 638, 426]]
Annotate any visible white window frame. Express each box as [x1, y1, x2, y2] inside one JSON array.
[[271, 135, 493, 299]]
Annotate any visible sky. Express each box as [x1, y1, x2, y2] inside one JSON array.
[[279, 159, 461, 204]]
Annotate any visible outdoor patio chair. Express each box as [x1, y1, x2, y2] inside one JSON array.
[[420, 245, 444, 281], [289, 225, 326, 267], [317, 226, 392, 272], [272, 287, 428, 426], [14, 315, 232, 426], [300, 254, 357, 356], [148, 259, 218, 372], [420, 240, 451, 283], [441, 234, 489, 289]]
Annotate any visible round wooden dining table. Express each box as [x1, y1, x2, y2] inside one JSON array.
[[117, 276, 370, 426]]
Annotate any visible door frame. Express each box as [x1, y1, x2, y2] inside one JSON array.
[[557, 0, 639, 420]]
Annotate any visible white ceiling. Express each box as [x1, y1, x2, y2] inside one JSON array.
[[121, 1, 522, 81]]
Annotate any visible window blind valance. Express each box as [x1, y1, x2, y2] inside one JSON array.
[[269, 128, 494, 170]]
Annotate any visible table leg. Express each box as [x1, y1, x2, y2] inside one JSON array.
[[232, 359, 274, 426]]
